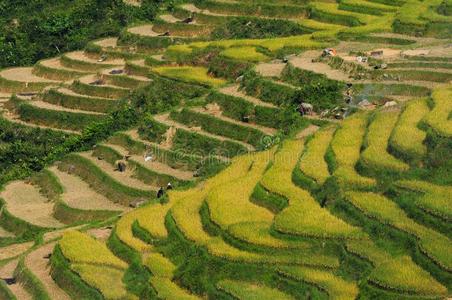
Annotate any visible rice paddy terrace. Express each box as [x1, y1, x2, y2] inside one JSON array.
[[0, 0, 451, 299]]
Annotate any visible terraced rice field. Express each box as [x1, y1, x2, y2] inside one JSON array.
[[0, 0, 451, 299]]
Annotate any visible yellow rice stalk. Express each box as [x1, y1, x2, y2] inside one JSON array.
[[390, 99, 429, 159], [149, 277, 200, 300], [262, 140, 364, 239], [206, 150, 274, 228], [152, 66, 226, 87], [300, 126, 336, 184], [221, 46, 269, 62], [396, 180, 451, 220], [345, 191, 452, 271], [217, 279, 294, 300], [423, 86, 452, 137], [331, 112, 376, 189], [278, 266, 359, 300], [115, 209, 153, 253], [59, 231, 127, 269], [361, 110, 410, 172], [143, 252, 176, 278], [346, 240, 446, 296], [71, 264, 137, 300], [227, 221, 311, 250]]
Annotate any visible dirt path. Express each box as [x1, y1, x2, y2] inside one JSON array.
[[94, 37, 118, 48], [49, 166, 125, 211], [78, 152, 159, 191], [296, 124, 320, 139], [0, 110, 80, 135], [38, 58, 91, 74], [218, 85, 277, 108], [128, 24, 161, 37], [78, 74, 130, 90], [289, 51, 352, 82], [30, 100, 106, 115], [65, 51, 125, 66], [159, 14, 182, 23], [87, 227, 112, 241], [55, 87, 114, 100], [191, 107, 277, 136], [0, 242, 34, 260], [290, 51, 443, 88], [255, 62, 286, 77], [0, 67, 59, 83], [0, 260, 32, 300], [105, 143, 194, 181], [154, 113, 255, 151], [101, 69, 152, 82], [123, 0, 141, 7], [0, 181, 64, 228], [24, 243, 70, 300]]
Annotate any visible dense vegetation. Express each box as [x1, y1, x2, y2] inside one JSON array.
[[0, 0, 451, 299], [0, 0, 161, 68]]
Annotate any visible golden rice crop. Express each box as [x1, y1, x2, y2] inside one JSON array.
[[340, 0, 397, 12], [115, 210, 153, 253], [59, 231, 127, 269], [71, 264, 137, 300], [152, 66, 227, 87], [278, 266, 359, 300], [345, 191, 452, 271], [390, 99, 429, 160], [370, 256, 447, 296], [346, 240, 446, 295], [217, 279, 294, 300], [310, 2, 376, 24], [221, 46, 269, 62], [206, 237, 339, 268], [396, 180, 451, 221], [331, 112, 376, 189], [206, 150, 274, 228], [149, 277, 200, 300], [227, 221, 311, 250], [166, 34, 327, 56], [143, 252, 176, 278], [170, 154, 256, 244], [136, 203, 171, 239], [345, 239, 388, 263], [262, 140, 364, 239], [297, 19, 347, 31], [422, 86, 452, 137], [300, 126, 336, 184], [361, 110, 410, 172]]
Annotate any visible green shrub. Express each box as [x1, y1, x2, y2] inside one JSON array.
[[58, 154, 153, 205], [170, 108, 267, 148], [6, 96, 105, 131], [196, 1, 308, 18], [43, 88, 118, 113], [71, 80, 130, 99], [172, 129, 248, 157], [211, 17, 311, 40]]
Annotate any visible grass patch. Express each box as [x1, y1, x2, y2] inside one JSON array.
[[261, 140, 364, 239], [361, 110, 410, 173], [152, 66, 226, 87]]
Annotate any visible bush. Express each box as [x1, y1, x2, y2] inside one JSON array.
[[170, 108, 267, 148], [211, 17, 310, 40], [172, 128, 248, 157], [43, 88, 118, 114], [6, 96, 105, 131]]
